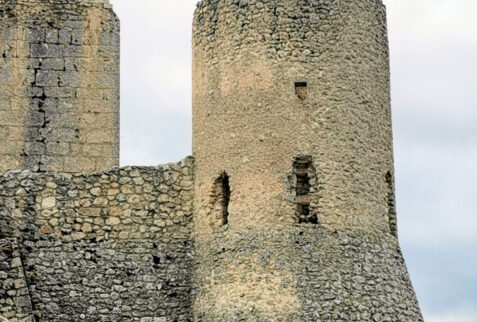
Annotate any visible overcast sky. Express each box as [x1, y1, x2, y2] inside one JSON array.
[[109, 1, 477, 321]]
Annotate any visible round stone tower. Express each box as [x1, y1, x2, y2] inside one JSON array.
[[192, 0, 423, 320], [0, 0, 119, 173]]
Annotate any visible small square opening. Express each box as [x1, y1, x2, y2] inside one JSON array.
[[295, 82, 307, 100]]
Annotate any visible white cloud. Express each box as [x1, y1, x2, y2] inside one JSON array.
[[107, 1, 477, 319], [384, 0, 477, 41], [386, 0, 477, 250], [109, 0, 196, 165], [385, 0, 477, 318], [426, 309, 477, 322]]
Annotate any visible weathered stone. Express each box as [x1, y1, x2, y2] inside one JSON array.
[[105, 217, 120, 226], [93, 197, 108, 207], [0, 158, 194, 320], [90, 187, 102, 196], [39, 225, 53, 234], [10, 258, 22, 268], [14, 279, 26, 289], [41, 197, 56, 209], [81, 223, 93, 233], [0, 1, 422, 321], [109, 207, 122, 217], [0, 0, 119, 174], [49, 218, 59, 227]]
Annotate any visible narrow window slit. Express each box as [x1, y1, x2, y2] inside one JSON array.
[[293, 156, 317, 224], [211, 172, 231, 226], [152, 255, 161, 267], [295, 82, 307, 100], [386, 171, 397, 236]]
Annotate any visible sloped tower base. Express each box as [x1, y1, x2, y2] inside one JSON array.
[[193, 225, 422, 321]]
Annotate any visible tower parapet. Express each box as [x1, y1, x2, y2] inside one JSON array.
[[0, 0, 119, 173]]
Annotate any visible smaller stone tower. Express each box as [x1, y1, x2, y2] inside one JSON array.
[[0, 0, 119, 173]]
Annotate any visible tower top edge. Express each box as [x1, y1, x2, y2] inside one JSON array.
[[195, 0, 385, 8], [193, 0, 386, 22]]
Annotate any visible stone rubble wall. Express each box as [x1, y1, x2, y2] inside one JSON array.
[[194, 225, 423, 321], [291, 228, 422, 321], [0, 0, 119, 173], [0, 157, 194, 321], [0, 238, 34, 321]]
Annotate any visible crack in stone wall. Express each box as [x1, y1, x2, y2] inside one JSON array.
[[0, 0, 119, 174]]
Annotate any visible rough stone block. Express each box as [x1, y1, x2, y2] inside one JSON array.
[[63, 45, 83, 57], [59, 29, 72, 44], [46, 142, 70, 156], [0, 112, 23, 126], [29, 28, 46, 43], [58, 71, 82, 87], [35, 70, 59, 87], [46, 29, 59, 44], [41, 58, 64, 71], [31, 44, 60, 58]]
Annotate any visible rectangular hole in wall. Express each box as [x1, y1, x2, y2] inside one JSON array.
[[295, 82, 307, 100], [211, 172, 231, 226], [293, 156, 317, 224], [386, 171, 397, 236]]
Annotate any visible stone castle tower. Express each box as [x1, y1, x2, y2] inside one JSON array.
[[0, 0, 423, 321], [0, 0, 119, 174], [191, 0, 422, 319]]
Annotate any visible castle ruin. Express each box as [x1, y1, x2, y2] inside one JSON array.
[[0, 0, 423, 321]]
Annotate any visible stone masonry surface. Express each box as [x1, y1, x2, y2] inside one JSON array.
[[0, 157, 194, 321], [193, 0, 395, 232], [192, 0, 423, 319], [0, 0, 424, 321], [0, 0, 119, 173]]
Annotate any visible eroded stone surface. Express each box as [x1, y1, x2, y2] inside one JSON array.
[[0, 158, 194, 321], [0, 0, 423, 321], [0, 0, 119, 173], [192, 0, 423, 320]]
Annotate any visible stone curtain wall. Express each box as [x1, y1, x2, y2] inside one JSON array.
[[0, 158, 194, 321], [0, 0, 119, 173]]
